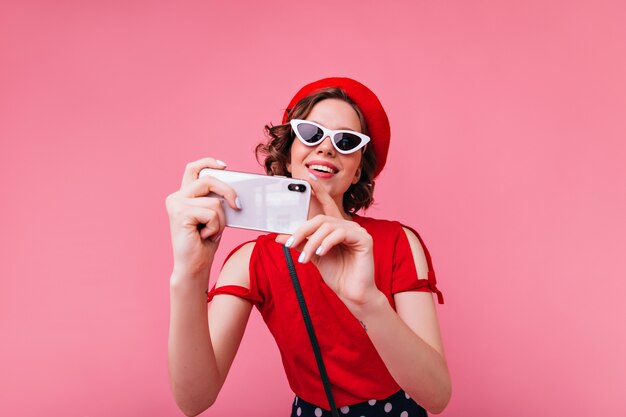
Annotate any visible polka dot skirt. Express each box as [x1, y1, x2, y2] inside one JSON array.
[[290, 390, 427, 417]]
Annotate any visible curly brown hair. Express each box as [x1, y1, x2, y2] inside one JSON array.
[[255, 87, 377, 214]]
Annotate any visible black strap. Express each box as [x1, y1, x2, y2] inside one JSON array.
[[283, 245, 340, 417]]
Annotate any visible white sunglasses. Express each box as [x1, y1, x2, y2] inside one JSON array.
[[289, 119, 370, 154]]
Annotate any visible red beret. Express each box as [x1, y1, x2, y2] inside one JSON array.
[[282, 77, 391, 178]]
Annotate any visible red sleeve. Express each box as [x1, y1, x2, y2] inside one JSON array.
[[391, 223, 444, 304], [206, 240, 263, 306], [206, 284, 262, 304]]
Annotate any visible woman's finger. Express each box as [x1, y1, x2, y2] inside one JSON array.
[[185, 196, 223, 209], [276, 214, 335, 250], [183, 206, 224, 240], [314, 227, 350, 257], [274, 234, 290, 245], [307, 176, 343, 218], [180, 157, 228, 188], [181, 176, 240, 210], [297, 222, 338, 263], [186, 197, 227, 239]]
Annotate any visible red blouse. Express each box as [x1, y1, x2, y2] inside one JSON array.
[[207, 214, 443, 409]]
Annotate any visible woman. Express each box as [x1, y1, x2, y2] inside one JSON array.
[[166, 77, 451, 416]]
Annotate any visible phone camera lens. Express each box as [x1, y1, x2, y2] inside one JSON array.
[[288, 183, 306, 192]]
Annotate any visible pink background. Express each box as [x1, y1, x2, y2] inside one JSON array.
[[1, 1, 625, 416]]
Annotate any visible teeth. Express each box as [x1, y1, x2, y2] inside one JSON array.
[[309, 164, 337, 174]]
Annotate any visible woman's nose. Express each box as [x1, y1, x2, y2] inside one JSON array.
[[316, 136, 335, 155]]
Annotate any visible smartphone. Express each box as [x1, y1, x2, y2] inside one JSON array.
[[199, 168, 311, 234]]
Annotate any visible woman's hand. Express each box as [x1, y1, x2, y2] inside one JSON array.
[[275, 179, 379, 308], [165, 157, 240, 282]]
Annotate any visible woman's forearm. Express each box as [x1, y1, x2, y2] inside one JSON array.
[[350, 291, 452, 414], [168, 276, 220, 416]]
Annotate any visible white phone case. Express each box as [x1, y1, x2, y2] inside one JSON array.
[[199, 168, 311, 234]]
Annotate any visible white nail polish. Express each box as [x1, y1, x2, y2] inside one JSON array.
[[285, 236, 294, 248], [308, 172, 318, 181], [298, 252, 306, 263], [315, 245, 323, 255], [235, 197, 242, 209], [216, 160, 227, 167]]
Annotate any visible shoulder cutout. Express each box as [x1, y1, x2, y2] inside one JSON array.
[[215, 242, 256, 289], [402, 226, 429, 280]]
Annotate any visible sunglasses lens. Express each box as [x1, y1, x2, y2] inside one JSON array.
[[334, 133, 363, 152], [296, 123, 324, 143]]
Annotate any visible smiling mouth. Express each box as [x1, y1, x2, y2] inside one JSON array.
[[307, 164, 338, 174]]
